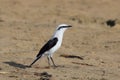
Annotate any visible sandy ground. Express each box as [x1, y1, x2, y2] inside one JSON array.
[[0, 0, 120, 80]]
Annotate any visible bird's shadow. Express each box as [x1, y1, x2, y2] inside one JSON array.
[[4, 61, 29, 69]]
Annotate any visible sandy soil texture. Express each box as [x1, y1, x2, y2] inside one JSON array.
[[0, 0, 120, 80]]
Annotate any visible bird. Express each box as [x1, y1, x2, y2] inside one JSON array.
[[29, 24, 72, 67]]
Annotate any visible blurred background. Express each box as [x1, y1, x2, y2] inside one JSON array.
[[0, 0, 120, 80]]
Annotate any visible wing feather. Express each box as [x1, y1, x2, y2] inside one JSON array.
[[36, 37, 58, 57]]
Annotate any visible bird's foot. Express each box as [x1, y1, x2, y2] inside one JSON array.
[[52, 65, 58, 68]]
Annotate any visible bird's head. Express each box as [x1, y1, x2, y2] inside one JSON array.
[[56, 24, 72, 31], [53, 24, 72, 38]]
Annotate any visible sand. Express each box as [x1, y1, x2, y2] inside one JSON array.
[[0, 0, 120, 80]]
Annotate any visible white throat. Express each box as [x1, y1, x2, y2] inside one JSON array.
[[52, 29, 66, 48], [53, 29, 66, 40]]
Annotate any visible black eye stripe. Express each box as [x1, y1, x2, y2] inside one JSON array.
[[57, 26, 70, 30], [58, 26, 65, 30]]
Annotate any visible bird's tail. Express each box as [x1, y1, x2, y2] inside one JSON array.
[[29, 55, 42, 67]]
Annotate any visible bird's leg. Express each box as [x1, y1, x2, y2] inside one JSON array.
[[50, 57, 57, 68], [47, 56, 51, 67]]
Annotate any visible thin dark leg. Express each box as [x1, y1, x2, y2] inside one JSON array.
[[47, 56, 51, 67], [50, 57, 57, 67]]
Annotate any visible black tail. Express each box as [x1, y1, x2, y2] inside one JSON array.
[[29, 55, 42, 67]]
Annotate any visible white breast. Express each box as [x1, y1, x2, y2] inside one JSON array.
[[47, 30, 64, 56]]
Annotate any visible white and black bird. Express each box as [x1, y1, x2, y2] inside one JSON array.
[[29, 24, 72, 67]]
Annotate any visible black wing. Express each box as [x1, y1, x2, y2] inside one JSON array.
[[36, 37, 58, 57]]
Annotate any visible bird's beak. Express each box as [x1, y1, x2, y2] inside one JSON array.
[[67, 25, 72, 28]]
